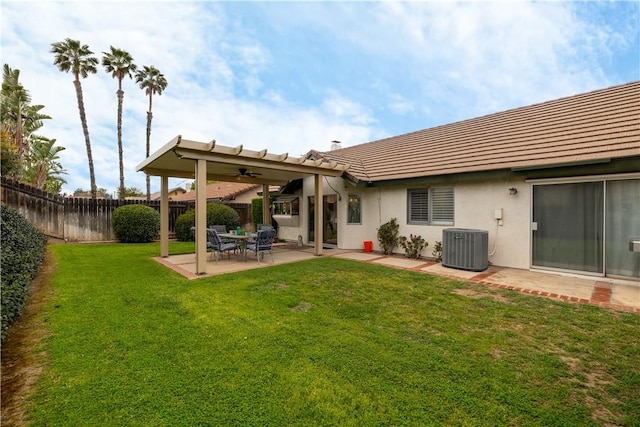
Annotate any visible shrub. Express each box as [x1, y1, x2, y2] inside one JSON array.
[[377, 218, 399, 255], [251, 198, 263, 231], [112, 204, 160, 243], [1, 205, 47, 341], [399, 234, 428, 259], [174, 203, 241, 241], [175, 210, 196, 241], [207, 203, 240, 231], [432, 240, 443, 262]]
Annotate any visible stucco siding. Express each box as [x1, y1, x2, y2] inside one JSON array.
[[285, 176, 531, 269], [275, 189, 304, 243], [454, 180, 530, 269]]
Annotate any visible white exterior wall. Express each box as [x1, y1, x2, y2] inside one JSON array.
[[275, 189, 305, 243], [234, 188, 261, 204], [277, 176, 531, 269], [453, 180, 530, 269]]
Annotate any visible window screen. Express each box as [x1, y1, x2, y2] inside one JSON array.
[[408, 187, 453, 224]]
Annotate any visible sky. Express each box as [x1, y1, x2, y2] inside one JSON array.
[[2, 1, 639, 196]]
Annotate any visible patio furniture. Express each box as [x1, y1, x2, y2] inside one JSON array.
[[210, 224, 236, 247], [210, 224, 227, 234], [246, 228, 276, 264], [208, 228, 237, 263], [257, 224, 274, 231], [218, 232, 255, 262]]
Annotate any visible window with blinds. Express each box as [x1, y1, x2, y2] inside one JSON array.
[[431, 187, 454, 224], [407, 187, 454, 225], [408, 189, 429, 223]]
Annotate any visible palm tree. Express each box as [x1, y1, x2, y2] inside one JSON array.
[[135, 65, 167, 200], [51, 38, 98, 199], [24, 135, 67, 192], [1, 64, 52, 179], [102, 47, 137, 200]]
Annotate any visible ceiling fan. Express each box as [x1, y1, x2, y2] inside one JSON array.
[[236, 167, 262, 178]]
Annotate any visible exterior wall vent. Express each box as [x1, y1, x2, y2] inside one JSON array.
[[442, 228, 489, 272]]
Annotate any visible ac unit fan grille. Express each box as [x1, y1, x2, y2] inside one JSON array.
[[442, 228, 489, 272]]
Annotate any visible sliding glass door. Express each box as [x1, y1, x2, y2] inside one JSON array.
[[606, 180, 640, 277], [532, 182, 603, 273], [532, 178, 640, 279], [308, 195, 338, 245]]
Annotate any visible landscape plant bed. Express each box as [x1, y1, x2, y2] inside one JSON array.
[[3, 242, 639, 426]]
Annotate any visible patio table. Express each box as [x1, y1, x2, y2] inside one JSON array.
[[218, 233, 255, 262]]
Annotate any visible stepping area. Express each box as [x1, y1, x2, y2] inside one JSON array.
[[157, 246, 640, 313]]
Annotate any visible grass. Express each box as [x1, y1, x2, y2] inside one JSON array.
[[21, 242, 640, 426]]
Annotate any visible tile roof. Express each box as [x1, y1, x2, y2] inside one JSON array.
[[171, 182, 260, 202], [315, 81, 640, 184]]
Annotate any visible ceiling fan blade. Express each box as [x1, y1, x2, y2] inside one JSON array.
[[238, 168, 262, 177]]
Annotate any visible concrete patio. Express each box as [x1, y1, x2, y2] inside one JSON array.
[[155, 246, 640, 313]]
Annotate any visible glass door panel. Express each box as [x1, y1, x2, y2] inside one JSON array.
[[606, 179, 640, 278], [308, 195, 338, 245], [532, 182, 603, 273]]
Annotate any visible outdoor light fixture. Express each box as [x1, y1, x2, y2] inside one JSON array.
[[509, 187, 518, 195]]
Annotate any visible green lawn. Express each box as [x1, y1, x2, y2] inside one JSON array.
[[25, 242, 640, 426]]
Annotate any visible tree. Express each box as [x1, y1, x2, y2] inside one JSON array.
[[1, 64, 51, 177], [73, 187, 112, 199], [102, 47, 137, 201], [124, 186, 144, 198], [135, 65, 167, 201], [51, 38, 98, 199], [24, 136, 67, 193]]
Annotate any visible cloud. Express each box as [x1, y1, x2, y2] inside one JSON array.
[[1, 1, 637, 195]]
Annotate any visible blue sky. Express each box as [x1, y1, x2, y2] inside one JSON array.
[[2, 1, 638, 196]]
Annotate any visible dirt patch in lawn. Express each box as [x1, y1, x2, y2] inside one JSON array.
[[291, 301, 314, 313], [559, 355, 621, 425], [453, 287, 511, 304], [1, 247, 56, 426]]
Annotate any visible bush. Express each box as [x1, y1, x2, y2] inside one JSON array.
[[112, 204, 160, 243], [1, 205, 47, 341], [399, 234, 428, 259], [174, 203, 241, 241], [251, 198, 263, 231], [432, 240, 443, 262], [377, 218, 400, 255]]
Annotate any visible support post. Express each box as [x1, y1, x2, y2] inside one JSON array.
[[195, 159, 207, 274], [160, 176, 169, 257], [314, 174, 323, 256], [262, 184, 270, 227]]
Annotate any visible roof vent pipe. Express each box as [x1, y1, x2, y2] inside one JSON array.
[[330, 140, 341, 151]]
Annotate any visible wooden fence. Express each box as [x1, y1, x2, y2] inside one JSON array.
[[1, 178, 251, 242]]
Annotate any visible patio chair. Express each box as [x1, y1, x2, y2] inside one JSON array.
[[246, 228, 275, 264], [210, 224, 227, 234], [250, 224, 274, 244], [207, 228, 237, 263], [210, 225, 235, 246]]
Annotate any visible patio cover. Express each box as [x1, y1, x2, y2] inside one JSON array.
[[137, 135, 350, 274]]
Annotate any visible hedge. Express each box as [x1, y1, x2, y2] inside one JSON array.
[[112, 204, 160, 243], [1, 205, 47, 341], [174, 203, 241, 241]]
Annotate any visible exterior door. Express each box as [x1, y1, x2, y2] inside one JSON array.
[[606, 179, 640, 277], [308, 195, 338, 245], [532, 179, 640, 278], [532, 182, 604, 274]]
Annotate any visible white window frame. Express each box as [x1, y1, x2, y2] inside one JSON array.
[[407, 187, 454, 225]]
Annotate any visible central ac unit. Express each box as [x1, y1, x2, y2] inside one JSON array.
[[442, 228, 489, 272]]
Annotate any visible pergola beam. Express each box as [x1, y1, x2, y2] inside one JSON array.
[[136, 136, 351, 273]]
